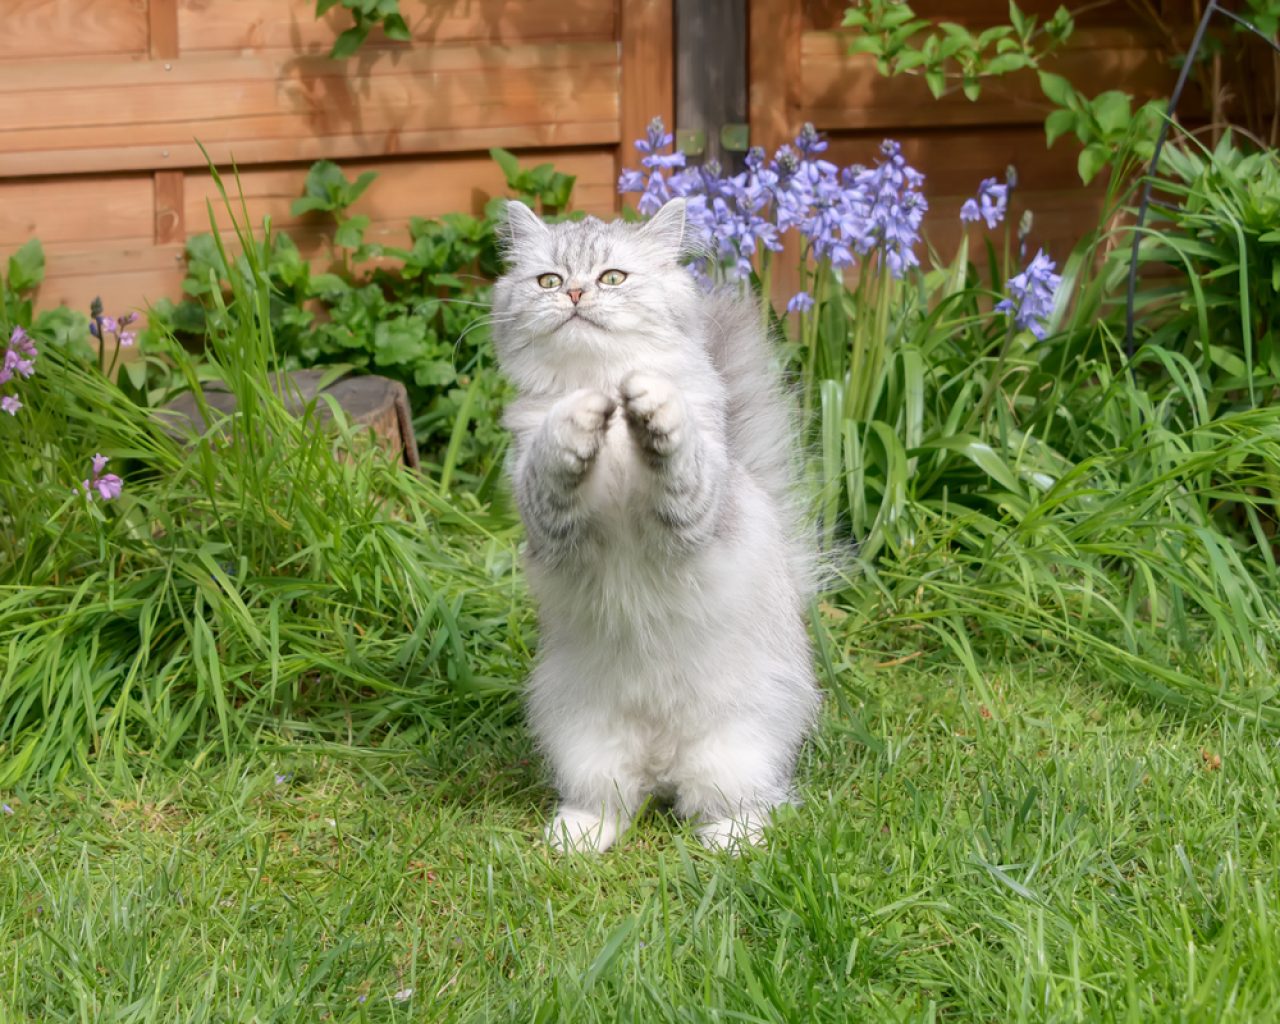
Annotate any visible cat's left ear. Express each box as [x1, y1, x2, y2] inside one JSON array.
[[640, 198, 688, 257]]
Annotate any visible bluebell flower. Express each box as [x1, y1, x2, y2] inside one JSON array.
[[786, 291, 814, 313], [794, 123, 829, 157], [635, 117, 674, 155], [995, 249, 1062, 339], [617, 169, 646, 193], [846, 140, 927, 277], [960, 177, 1009, 229]]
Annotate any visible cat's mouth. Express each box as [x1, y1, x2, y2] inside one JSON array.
[[560, 309, 605, 330]]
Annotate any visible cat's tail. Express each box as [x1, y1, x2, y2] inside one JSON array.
[[701, 287, 828, 597]]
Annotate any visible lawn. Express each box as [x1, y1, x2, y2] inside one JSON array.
[[4, 648, 1277, 1022]]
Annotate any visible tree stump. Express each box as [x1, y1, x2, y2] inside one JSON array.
[[160, 369, 419, 469]]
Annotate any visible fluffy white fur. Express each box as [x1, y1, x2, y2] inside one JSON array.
[[491, 199, 819, 852]]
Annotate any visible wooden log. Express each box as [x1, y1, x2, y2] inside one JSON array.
[[160, 368, 420, 469]]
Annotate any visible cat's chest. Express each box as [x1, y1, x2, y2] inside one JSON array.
[[582, 412, 641, 515]]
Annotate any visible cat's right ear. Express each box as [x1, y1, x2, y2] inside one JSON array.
[[501, 200, 549, 259]]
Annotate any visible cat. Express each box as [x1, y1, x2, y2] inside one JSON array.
[[491, 198, 819, 851]]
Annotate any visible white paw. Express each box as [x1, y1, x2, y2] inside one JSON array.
[[620, 372, 685, 458], [548, 389, 616, 476], [545, 807, 620, 853], [696, 811, 768, 853]]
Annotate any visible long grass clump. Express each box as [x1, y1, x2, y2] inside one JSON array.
[[0, 178, 529, 786]]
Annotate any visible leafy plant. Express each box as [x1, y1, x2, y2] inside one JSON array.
[[150, 150, 578, 489], [841, 0, 1164, 183], [315, 0, 410, 58], [622, 118, 1280, 725]]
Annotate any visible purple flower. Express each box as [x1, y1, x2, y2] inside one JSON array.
[[795, 123, 829, 157], [786, 291, 814, 313], [1, 395, 21, 415], [961, 177, 1008, 229], [119, 331, 136, 348], [1, 803, 12, 815], [617, 168, 646, 192], [995, 249, 1062, 339], [83, 453, 123, 502]]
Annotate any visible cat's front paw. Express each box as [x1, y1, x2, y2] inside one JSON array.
[[547, 389, 616, 477], [620, 372, 685, 459]]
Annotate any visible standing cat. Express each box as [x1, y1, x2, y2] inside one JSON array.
[[492, 198, 819, 851]]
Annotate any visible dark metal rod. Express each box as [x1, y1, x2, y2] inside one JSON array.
[[1125, 0, 1219, 357]]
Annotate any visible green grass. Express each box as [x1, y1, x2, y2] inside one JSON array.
[[3, 651, 1277, 1023]]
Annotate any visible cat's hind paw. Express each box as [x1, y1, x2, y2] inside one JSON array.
[[696, 811, 768, 853], [545, 806, 621, 853]]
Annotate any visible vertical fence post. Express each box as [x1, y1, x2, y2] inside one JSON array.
[[620, 0, 675, 210], [675, 0, 748, 170], [149, 0, 184, 249]]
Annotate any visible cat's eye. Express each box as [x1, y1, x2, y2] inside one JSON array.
[[537, 273, 562, 289], [598, 269, 628, 286]]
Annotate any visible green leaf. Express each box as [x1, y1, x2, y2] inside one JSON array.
[[962, 76, 980, 101], [1038, 70, 1075, 107], [925, 68, 946, 99], [489, 147, 522, 187], [290, 195, 334, 216], [1077, 142, 1110, 184], [373, 314, 427, 366], [330, 23, 370, 58], [382, 13, 411, 40], [334, 214, 370, 249], [1044, 107, 1076, 147], [1009, 0, 1027, 36], [316, 0, 341, 14], [983, 52, 1031, 75], [6, 238, 45, 293], [1090, 90, 1132, 136], [346, 170, 379, 205]]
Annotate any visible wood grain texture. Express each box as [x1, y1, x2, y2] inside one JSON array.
[[154, 170, 185, 244], [178, 0, 616, 52], [149, 0, 180, 59], [749, 0, 803, 156], [0, 45, 620, 177], [0, 0, 149, 60], [0, 176, 154, 247], [620, 0, 674, 208], [181, 149, 620, 252]]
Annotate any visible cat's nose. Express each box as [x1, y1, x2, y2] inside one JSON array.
[[567, 288, 584, 305]]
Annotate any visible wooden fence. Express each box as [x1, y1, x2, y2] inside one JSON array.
[[1, 0, 1178, 321]]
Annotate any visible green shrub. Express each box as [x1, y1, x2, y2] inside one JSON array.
[[148, 150, 575, 492]]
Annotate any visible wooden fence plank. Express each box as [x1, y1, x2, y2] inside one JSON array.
[[0, 44, 621, 177], [749, 0, 803, 156], [154, 171, 185, 244], [179, 0, 617, 52], [620, 0, 674, 205], [0, 0, 149, 61], [0, 176, 154, 247], [181, 149, 620, 246], [150, 0, 180, 59]]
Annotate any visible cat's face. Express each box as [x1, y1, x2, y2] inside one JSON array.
[[491, 200, 698, 390]]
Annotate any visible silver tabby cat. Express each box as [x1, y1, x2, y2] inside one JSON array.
[[492, 198, 819, 851]]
